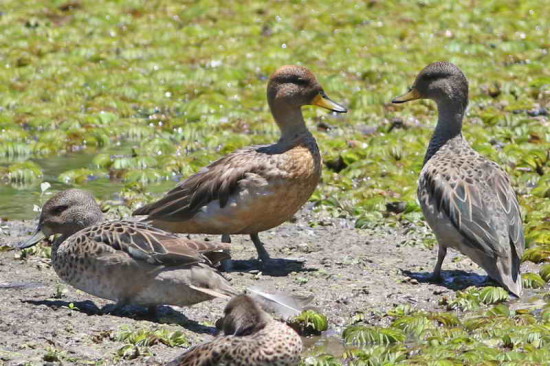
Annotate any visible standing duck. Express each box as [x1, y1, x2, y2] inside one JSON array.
[[168, 294, 302, 366], [17, 189, 238, 311], [392, 62, 524, 296], [133, 65, 347, 268]]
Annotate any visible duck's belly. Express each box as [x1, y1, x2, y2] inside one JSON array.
[[153, 178, 318, 235], [53, 253, 231, 306], [129, 265, 233, 307]]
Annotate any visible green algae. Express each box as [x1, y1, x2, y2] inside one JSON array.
[[0, 0, 548, 364]]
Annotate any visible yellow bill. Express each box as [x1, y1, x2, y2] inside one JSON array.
[[312, 92, 347, 113], [392, 88, 421, 104]]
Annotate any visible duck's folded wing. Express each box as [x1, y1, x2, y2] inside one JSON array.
[[420, 162, 524, 257], [81, 221, 230, 266], [133, 147, 268, 220], [488, 167, 525, 257]]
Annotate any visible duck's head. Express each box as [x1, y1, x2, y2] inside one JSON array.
[[17, 189, 103, 249], [218, 295, 271, 336], [267, 65, 347, 114], [392, 62, 468, 108]]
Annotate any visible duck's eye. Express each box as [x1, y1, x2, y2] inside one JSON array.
[[293, 77, 308, 85], [423, 72, 446, 81], [51, 205, 68, 214]]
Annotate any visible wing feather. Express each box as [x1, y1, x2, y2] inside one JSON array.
[[133, 146, 269, 220], [76, 221, 230, 266], [420, 157, 524, 257]]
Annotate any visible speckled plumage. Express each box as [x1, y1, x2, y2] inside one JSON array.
[[393, 62, 524, 296], [19, 189, 238, 307], [133, 65, 346, 262], [168, 295, 302, 366]]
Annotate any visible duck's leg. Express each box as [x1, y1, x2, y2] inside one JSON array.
[[251, 233, 306, 273], [251, 233, 271, 262], [431, 245, 447, 282], [220, 234, 233, 272]]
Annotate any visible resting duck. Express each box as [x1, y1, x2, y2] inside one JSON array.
[[134, 65, 347, 267], [168, 295, 302, 366], [17, 189, 237, 311], [393, 62, 524, 297]]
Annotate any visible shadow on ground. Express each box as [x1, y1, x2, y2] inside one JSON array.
[[22, 299, 215, 335], [223, 257, 316, 276], [402, 269, 492, 291]]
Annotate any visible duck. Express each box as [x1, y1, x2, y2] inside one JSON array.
[[168, 294, 302, 366], [17, 189, 238, 311], [392, 61, 524, 297], [133, 65, 347, 268]]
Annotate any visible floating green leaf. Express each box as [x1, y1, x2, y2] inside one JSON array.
[[302, 354, 341, 366], [343, 325, 405, 346], [539, 264, 550, 283], [522, 273, 546, 289], [289, 310, 328, 336], [522, 247, 550, 264], [479, 287, 509, 305]]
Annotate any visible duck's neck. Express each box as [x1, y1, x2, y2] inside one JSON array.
[[269, 101, 311, 143], [424, 99, 466, 165], [50, 235, 68, 261]]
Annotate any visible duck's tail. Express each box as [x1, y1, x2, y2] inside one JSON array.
[[497, 249, 523, 298], [483, 240, 523, 298], [246, 286, 314, 319], [501, 275, 523, 298]]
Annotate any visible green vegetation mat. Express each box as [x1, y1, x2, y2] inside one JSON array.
[[0, 0, 548, 364]]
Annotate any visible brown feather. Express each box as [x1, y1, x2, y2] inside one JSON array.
[[79, 221, 230, 266]]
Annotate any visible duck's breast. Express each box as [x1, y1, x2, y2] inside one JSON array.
[[53, 237, 144, 302]]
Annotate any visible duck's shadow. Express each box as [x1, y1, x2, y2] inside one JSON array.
[[224, 258, 315, 276], [22, 299, 215, 335], [402, 269, 492, 291]]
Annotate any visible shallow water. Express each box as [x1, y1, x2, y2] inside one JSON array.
[[303, 332, 348, 358], [0, 145, 175, 220]]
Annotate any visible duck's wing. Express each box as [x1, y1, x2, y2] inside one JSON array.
[[420, 158, 524, 257], [487, 164, 524, 257], [78, 221, 230, 266], [133, 146, 270, 220]]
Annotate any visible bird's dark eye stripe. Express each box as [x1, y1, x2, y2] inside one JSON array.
[[423, 72, 448, 81], [52, 205, 69, 213], [279, 76, 308, 85]]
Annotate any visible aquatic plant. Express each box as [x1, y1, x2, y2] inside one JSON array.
[[289, 310, 329, 336], [0, 0, 546, 251], [114, 325, 189, 360]]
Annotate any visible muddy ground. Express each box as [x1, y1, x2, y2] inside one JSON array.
[[0, 210, 517, 365]]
